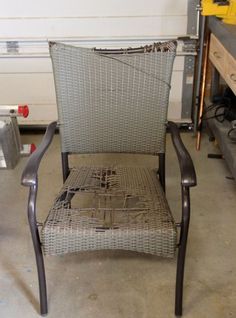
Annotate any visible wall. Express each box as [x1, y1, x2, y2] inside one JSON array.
[[0, 0, 197, 124]]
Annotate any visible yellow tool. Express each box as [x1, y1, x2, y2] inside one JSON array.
[[201, 0, 236, 25]]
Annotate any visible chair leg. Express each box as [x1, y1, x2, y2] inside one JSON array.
[[158, 153, 166, 192], [175, 186, 190, 317], [175, 239, 187, 317], [30, 226, 48, 316], [28, 186, 48, 316]]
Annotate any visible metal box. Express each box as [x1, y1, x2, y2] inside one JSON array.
[[0, 117, 21, 169]]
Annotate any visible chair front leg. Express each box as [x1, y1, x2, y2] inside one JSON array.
[[28, 185, 48, 316], [175, 186, 190, 317]]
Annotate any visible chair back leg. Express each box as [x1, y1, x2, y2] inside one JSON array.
[[61, 152, 69, 183], [158, 153, 166, 192]]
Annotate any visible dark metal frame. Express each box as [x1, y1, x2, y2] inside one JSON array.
[[28, 185, 48, 316], [168, 121, 196, 317], [158, 153, 166, 192], [21, 121, 57, 316], [21, 120, 196, 317], [61, 152, 69, 182]]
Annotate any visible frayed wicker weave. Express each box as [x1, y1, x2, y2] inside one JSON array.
[[41, 166, 177, 257]]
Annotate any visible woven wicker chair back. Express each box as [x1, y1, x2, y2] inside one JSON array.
[[50, 42, 176, 154]]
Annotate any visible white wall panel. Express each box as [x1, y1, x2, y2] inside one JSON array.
[[0, 0, 190, 39], [0, 0, 196, 124], [1, 0, 187, 17], [0, 16, 187, 39], [0, 74, 56, 104], [0, 58, 52, 73]]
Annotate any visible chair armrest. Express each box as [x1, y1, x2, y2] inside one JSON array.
[[168, 121, 197, 187], [21, 121, 57, 187]]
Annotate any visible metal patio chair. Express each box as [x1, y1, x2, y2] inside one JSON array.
[[21, 41, 196, 317]]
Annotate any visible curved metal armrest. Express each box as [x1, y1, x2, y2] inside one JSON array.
[[168, 121, 197, 187], [21, 121, 57, 187]]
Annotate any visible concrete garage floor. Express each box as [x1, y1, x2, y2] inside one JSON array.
[[0, 131, 236, 318]]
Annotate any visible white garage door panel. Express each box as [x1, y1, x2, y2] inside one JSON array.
[[0, 73, 56, 104], [0, 58, 52, 73], [0, 16, 187, 39], [0, 1, 197, 124], [1, 0, 187, 17]]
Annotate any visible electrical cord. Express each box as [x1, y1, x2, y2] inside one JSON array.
[[197, 103, 225, 131]]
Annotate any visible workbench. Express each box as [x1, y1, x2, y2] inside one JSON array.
[[207, 16, 236, 181]]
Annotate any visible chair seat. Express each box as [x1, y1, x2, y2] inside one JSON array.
[[41, 166, 177, 257]]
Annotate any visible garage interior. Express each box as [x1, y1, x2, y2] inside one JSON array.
[[0, 1, 236, 318]]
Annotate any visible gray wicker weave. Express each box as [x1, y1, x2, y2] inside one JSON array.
[[43, 42, 177, 257], [50, 41, 176, 154], [41, 166, 177, 257]]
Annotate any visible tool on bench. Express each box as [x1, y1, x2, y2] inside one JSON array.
[[201, 0, 236, 25]]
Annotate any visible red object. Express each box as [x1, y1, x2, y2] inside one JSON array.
[[18, 105, 29, 118], [30, 143, 36, 154]]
